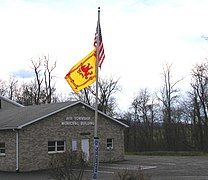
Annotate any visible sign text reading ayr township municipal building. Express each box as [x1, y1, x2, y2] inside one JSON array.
[[61, 116, 94, 126]]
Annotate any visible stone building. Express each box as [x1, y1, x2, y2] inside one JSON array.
[[0, 95, 128, 172]]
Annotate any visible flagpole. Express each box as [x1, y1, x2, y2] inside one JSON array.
[[94, 9, 100, 138], [92, 7, 100, 180]]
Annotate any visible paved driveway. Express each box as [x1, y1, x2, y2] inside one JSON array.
[[1, 155, 208, 179], [109, 155, 208, 180]]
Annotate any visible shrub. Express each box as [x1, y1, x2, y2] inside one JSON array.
[[49, 151, 88, 180], [114, 167, 151, 180]]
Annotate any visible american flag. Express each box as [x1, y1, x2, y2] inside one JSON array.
[[94, 20, 105, 68]]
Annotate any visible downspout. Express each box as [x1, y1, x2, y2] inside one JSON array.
[[15, 129, 19, 172]]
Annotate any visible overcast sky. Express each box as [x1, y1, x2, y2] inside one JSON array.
[[1, 0, 208, 111]]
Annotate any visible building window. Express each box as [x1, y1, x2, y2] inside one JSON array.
[[0, 99, 1, 109], [0, 142, 5, 155], [107, 138, 113, 150], [72, 139, 77, 151], [48, 141, 65, 153]]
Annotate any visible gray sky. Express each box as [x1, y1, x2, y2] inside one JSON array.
[[1, 0, 208, 111]]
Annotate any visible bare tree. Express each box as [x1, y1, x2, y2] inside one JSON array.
[[71, 77, 121, 116], [0, 79, 7, 96], [16, 82, 36, 106], [191, 62, 208, 123], [158, 63, 182, 150], [97, 77, 121, 116], [28, 55, 57, 105], [189, 61, 208, 150], [43, 55, 56, 103], [128, 88, 158, 151], [31, 58, 43, 105], [184, 90, 204, 150], [7, 75, 18, 100], [71, 88, 93, 106]]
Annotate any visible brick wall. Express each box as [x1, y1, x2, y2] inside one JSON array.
[[17, 103, 125, 171], [0, 130, 16, 171]]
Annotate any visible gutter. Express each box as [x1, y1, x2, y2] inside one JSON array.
[[13, 129, 19, 172]]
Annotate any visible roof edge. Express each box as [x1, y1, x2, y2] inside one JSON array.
[[79, 101, 129, 128], [0, 95, 24, 107], [17, 101, 128, 129]]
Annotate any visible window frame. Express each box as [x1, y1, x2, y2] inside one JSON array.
[[48, 140, 65, 154], [56, 141, 65, 152], [0, 142, 5, 156], [106, 138, 114, 150]]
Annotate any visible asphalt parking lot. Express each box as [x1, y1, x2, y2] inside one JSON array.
[[1, 155, 208, 179], [111, 155, 208, 180]]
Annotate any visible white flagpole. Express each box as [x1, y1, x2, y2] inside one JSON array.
[[94, 9, 100, 137], [92, 7, 100, 180]]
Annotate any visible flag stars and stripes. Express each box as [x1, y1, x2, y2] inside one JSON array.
[[94, 21, 105, 68]]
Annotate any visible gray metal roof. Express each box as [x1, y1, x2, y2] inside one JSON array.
[[0, 101, 77, 130], [0, 101, 128, 130]]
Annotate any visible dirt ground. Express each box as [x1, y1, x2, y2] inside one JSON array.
[[1, 155, 208, 179]]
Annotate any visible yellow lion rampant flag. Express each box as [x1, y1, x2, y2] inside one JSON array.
[[65, 49, 96, 93]]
